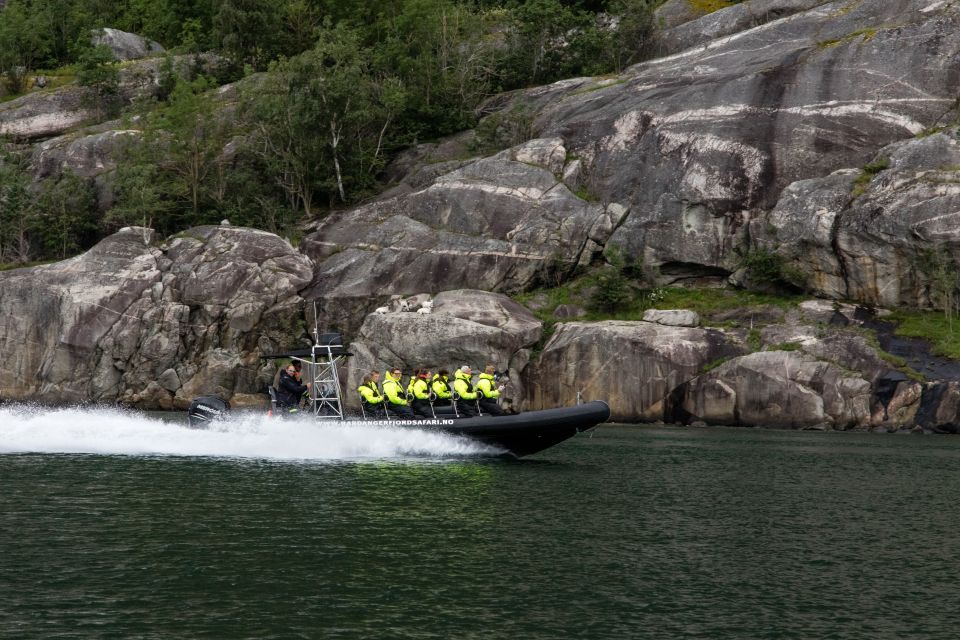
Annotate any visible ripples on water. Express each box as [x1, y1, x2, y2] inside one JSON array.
[[3, 407, 960, 639]]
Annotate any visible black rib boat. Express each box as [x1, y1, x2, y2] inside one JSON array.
[[188, 397, 610, 457], [187, 332, 610, 457]]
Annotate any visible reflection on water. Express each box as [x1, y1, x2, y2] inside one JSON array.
[[3, 417, 960, 638]]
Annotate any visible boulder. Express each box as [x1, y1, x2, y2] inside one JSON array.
[[0, 54, 227, 141], [344, 290, 542, 412], [0, 226, 314, 408], [30, 126, 140, 210], [525, 320, 743, 421], [301, 138, 621, 333], [0, 86, 93, 141], [871, 373, 923, 430], [669, 350, 872, 429], [32, 126, 139, 180], [91, 28, 164, 61], [914, 382, 960, 434], [797, 299, 859, 325], [642, 308, 701, 327]]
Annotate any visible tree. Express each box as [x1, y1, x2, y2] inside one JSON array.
[[215, 0, 283, 70], [34, 173, 98, 259], [606, 0, 657, 72], [245, 25, 405, 213], [110, 159, 175, 234], [500, 0, 583, 88], [0, 153, 36, 263], [370, 0, 500, 141], [77, 44, 121, 119], [280, 0, 321, 58], [111, 77, 231, 234], [0, 2, 50, 94], [155, 77, 228, 220]]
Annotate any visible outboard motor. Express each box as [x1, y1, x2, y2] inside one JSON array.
[[187, 396, 230, 428]]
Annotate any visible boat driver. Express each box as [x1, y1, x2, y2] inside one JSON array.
[[275, 362, 311, 414]]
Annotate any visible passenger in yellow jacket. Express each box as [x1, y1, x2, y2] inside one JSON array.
[[453, 365, 480, 416], [357, 371, 386, 418], [382, 367, 415, 419], [431, 370, 453, 409], [475, 363, 505, 415], [408, 368, 434, 418]]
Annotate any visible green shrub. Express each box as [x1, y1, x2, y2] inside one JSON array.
[[851, 157, 890, 197], [589, 268, 631, 314], [739, 248, 806, 291]]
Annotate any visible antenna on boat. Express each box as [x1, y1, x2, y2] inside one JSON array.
[[312, 301, 320, 345]]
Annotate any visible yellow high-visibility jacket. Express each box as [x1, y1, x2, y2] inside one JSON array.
[[382, 372, 409, 405], [453, 370, 477, 400], [475, 373, 500, 399]]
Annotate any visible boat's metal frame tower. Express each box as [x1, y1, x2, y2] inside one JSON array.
[[298, 337, 347, 420], [265, 303, 350, 421]]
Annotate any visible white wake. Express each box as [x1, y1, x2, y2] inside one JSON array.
[[0, 405, 500, 461]]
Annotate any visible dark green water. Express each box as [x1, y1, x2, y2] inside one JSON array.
[[3, 421, 960, 639]]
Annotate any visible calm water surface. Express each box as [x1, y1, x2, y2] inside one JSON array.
[[2, 408, 960, 639]]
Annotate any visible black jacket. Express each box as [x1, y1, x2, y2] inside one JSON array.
[[276, 370, 308, 408]]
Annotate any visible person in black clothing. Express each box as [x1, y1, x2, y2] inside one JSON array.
[[275, 363, 311, 414]]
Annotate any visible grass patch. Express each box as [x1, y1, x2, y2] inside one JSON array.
[[688, 0, 742, 14], [655, 287, 800, 318], [888, 309, 960, 360], [817, 27, 878, 49], [701, 356, 733, 373], [851, 156, 890, 197], [2, 67, 78, 103], [574, 186, 599, 202], [515, 279, 801, 328], [918, 126, 948, 138], [0, 260, 57, 272], [828, 0, 865, 19], [767, 341, 802, 352], [568, 78, 626, 97]]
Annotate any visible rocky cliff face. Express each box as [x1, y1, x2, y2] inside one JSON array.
[[654, 0, 833, 54], [535, 0, 960, 285], [0, 226, 311, 409], [300, 137, 624, 335], [759, 129, 960, 308], [304, 0, 960, 299], [4, 222, 960, 433], [5, 2, 960, 432]]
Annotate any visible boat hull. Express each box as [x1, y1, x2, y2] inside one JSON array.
[[429, 400, 610, 457], [187, 398, 610, 457]]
